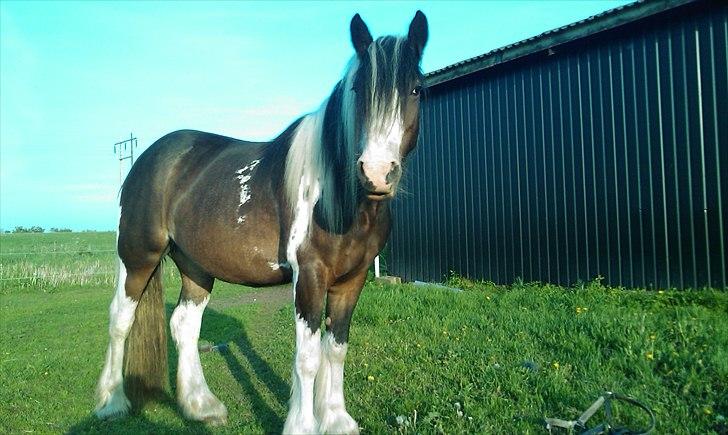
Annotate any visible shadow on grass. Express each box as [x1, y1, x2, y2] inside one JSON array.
[[68, 304, 289, 434], [201, 306, 289, 432], [66, 401, 213, 435]]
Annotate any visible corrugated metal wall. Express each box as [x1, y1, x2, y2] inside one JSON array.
[[389, 2, 727, 289]]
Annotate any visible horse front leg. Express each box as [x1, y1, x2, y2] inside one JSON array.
[[315, 272, 366, 435], [283, 263, 327, 434]]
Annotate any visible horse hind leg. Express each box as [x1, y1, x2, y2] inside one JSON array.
[[95, 251, 164, 419], [169, 251, 227, 425], [95, 258, 137, 419]]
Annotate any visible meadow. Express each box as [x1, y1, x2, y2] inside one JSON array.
[[0, 232, 726, 434]]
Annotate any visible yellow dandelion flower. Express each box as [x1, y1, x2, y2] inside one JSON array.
[[649, 334, 656, 341], [646, 352, 654, 360], [367, 375, 375, 381], [552, 361, 560, 369]]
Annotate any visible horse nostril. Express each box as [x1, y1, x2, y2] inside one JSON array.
[[386, 162, 401, 184]]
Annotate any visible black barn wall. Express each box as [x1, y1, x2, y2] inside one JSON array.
[[389, 2, 727, 289]]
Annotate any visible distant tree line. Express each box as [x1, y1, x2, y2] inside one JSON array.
[[5, 226, 73, 233], [12, 226, 45, 233]]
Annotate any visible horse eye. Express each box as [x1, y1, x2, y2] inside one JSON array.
[[411, 85, 422, 96]]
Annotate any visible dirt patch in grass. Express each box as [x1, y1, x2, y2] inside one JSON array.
[[209, 284, 291, 311]]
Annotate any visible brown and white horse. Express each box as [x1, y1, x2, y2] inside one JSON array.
[[94, 11, 428, 434]]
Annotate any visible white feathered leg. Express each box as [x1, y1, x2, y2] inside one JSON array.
[[170, 296, 227, 425], [315, 332, 359, 434], [95, 259, 137, 419], [283, 314, 322, 434]]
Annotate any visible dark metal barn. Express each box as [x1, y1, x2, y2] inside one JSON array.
[[388, 0, 727, 289]]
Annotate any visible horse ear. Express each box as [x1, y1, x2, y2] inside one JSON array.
[[350, 13, 373, 56], [407, 10, 428, 58]]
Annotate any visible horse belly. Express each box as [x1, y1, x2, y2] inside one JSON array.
[[204, 240, 291, 286], [173, 220, 291, 286]]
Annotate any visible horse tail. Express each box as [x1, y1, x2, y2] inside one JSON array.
[[123, 261, 168, 409]]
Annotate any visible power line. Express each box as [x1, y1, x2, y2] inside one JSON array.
[[113, 133, 138, 186]]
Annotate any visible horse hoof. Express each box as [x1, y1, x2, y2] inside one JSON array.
[[180, 391, 228, 425], [318, 410, 360, 435], [94, 390, 131, 420], [203, 414, 228, 427], [282, 416, 318, 434]]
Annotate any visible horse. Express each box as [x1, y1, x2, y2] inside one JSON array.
[[94, 11, 428, 434]]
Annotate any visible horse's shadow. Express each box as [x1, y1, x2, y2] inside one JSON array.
[[67, 304, 290, 434], [196, 304, 290, 432]]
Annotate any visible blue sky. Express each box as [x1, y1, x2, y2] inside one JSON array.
[[1, 0, 628, 231]]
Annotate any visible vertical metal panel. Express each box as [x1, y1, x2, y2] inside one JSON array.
[[390, 2, 727, 289]]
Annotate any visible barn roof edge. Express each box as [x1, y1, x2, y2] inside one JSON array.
[[425, 0, 700, 88]]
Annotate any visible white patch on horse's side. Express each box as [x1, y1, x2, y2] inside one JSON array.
[[170, 296, 227, 424], [95, 256, 137, 419], [315, 332, 359, 434], [234, 159, 261, 223], [268, 261, 281, 271]]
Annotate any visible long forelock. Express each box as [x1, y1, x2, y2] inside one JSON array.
[[365, 37, 409, 127], [283, 35, 421, 233]]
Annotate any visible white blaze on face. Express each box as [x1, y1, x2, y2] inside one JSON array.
[[359, 106, 404, 192], [356, 38, 407, 193], [361, 109, 404, 164]]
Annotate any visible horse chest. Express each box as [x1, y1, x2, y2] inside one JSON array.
[[307, 208, 390, 281]]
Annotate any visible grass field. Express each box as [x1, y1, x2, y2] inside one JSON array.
[[1, 232, 726, 434]]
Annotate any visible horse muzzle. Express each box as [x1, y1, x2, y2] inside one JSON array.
[[357, 160, 401, 200]]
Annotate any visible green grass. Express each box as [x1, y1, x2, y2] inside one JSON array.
[[0, 232, 118, 291], [0, 233, 726, 434]]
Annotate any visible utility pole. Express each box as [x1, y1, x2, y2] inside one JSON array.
[[113, 133, 138, 186]]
